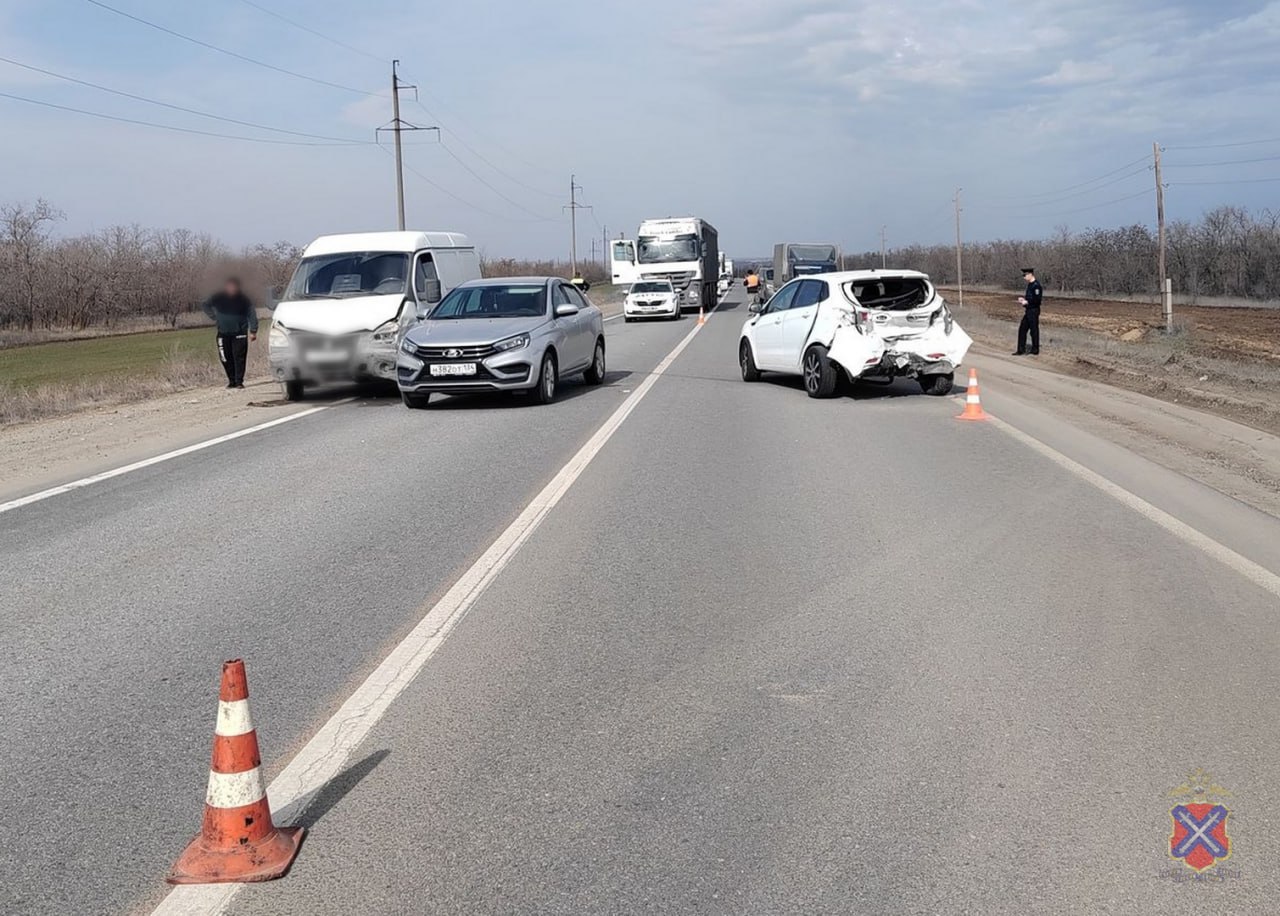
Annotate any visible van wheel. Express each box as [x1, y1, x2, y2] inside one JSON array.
[[401, 392, 431, 409], [284, 380, 304, 402], [534, 351, 558, 404], [803, 345, 839, 398]]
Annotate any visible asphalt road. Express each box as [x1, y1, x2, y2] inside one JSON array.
[[4, 290, 1280, 914]]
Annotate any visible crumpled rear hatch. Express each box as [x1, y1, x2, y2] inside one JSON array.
[[845, 275, 939, 338]]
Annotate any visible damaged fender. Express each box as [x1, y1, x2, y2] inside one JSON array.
[[827, 326, 886, 380], [882, 324, 973, 376]]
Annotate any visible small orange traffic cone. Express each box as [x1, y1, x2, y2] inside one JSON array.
[[956, 368, 989, 421], [697, 304, 707, 326], [167, 660, 304, 884]]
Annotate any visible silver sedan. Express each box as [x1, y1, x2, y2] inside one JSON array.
[[396, 276, 606, 408]]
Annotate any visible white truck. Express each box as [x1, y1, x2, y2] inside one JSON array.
[[609, 217, 720, 313], [268, 231, 481, 400]]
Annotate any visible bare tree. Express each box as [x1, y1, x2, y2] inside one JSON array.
[[0, 200, 64, 330]]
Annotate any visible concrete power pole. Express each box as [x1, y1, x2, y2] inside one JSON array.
[[563, 175, 590, 276], [379, 61, 436, 231], [880, 225, 887, 269], [1154, 141, 1172, 333], [953, 189, 964, 308]]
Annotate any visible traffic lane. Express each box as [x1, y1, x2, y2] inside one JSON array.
[[0, 307, 699, 916], [232, 310, 1280, 915]]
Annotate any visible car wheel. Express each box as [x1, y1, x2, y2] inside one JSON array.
[[534, 351, 558, 404], [624, 315, 633, 323], [284, 380, 304, 402], [401, 391, 431, 409], [584, 339, 606, 385], [740, 339, 761, 382], [920, 373, 955, 396], [670, 308, 681, 321], [803, 345, 839, 399]]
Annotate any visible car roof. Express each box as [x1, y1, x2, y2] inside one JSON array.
[[796, 269, 930, 284], [457, 276, 556, 287]]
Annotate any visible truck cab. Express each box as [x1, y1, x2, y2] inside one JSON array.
[[268, 231, 480, 400]]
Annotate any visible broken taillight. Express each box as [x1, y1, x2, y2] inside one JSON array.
[[927, 352, 946, 359]]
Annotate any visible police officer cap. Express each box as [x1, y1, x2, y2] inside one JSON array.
[[1021, 267, 1035, 274]]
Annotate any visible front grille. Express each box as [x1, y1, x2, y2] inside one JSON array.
[[412, 343, 498, 360]]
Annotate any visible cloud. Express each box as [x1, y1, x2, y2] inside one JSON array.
[[1036, 60, 1115, 86]]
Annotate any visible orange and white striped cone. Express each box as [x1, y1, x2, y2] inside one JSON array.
[[956, 368, 989, 421], [697, 304, 707, 326], [167, 659, 304, 884]]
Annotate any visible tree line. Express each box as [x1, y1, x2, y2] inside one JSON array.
[[844, 206, 1280, 302], [0, 199, 611, 335]]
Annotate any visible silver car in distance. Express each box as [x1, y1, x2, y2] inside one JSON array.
[[396, 277, 606, 408]]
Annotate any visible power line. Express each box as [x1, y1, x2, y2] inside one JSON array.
[[412, 98, 560, 199], [1007, 187, 1151, 219], [234, 0, 388, 63], [0, 88, 363, 145], [435, 139, 558, 221], [1165, 137, 1280, 152], [0, 54, 369, 144], [1172, 176, 1280, 186], [986, 154, 1151, 203], [83, 0, 382, 98], [1164, 154, 1280, 168], [386, 144, 559, 223], [981, 164, 1150, 210]]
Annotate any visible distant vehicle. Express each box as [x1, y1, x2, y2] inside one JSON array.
[[624, 279, 681, 322], [396, 277, 606, 408], [761, 266, 776, 298], [610, 217, 720, 313], [269, 231, 480, 401], [738, 270, 971, 399], [773, 243, 840, 287]]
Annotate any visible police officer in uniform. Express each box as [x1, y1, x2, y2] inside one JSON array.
[[1015, 267, 1042, 355], [202, 277, 258, 388]]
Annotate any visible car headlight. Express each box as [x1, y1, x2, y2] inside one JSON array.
[[493, 333, 530, 353], [372, 318, 399, 344], [400, 337, 419, 356], [268, 325, 290, 349]]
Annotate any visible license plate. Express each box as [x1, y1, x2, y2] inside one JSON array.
[[430, 363, 477, 377], [304, 350, 348, 364]]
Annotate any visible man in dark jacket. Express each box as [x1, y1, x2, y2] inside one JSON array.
[[202, 278, 258, 388], [1015, 268, 1043, 355]]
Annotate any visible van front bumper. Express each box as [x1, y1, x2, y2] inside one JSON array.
[[269, 332, 400, 384]]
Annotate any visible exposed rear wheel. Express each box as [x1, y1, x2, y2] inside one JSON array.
[[740, 339, 761, 382], [803, 345, 839, 399], [920, 373, 955, 396]]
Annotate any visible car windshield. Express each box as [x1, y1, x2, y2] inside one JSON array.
[[285, 252, 410, 300], [638, 235, 699, 264], [630, 282, 672, 294], [430, 284, 547, 320]]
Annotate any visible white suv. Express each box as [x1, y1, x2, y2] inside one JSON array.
[[738, 270, 972, 399]]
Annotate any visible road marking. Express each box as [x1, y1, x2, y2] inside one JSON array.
[[150, 304, 719, 916], [988, 412, 1280, 600], [0, 401, 351, 516]]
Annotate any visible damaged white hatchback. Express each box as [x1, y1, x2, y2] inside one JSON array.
[[738, 270, 972, 399]]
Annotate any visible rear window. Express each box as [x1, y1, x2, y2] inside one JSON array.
[[843, 278, 931, 311]]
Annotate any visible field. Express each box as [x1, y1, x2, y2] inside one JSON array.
[[0, 327, 214, 389]]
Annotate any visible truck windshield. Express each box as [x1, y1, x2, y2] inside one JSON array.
[[285, 252, 410, 300], [430, 284, 547, 319], [789, 245, 837, 262], [638, 235, 699, 264]]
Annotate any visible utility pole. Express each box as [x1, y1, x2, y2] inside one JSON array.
[[953, 189, 964, 308], [590, 237, 597, 265], [1154, 141, 1172, 333], [378, 61, 437, 231], [602, 225, 608, 268], [563, 175, 591, 276], [879, 225, 887, 269]]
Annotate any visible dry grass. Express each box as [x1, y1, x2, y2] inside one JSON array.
[[0, 337, 269, 427], [0, 312, 211, 349]]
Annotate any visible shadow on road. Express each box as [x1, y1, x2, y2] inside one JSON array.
[[420, 370, 636, 411], [284, 749, 391, 829]]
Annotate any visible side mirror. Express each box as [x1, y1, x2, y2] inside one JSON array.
[[423, 279, 443, 304], [748, 303, 763, 314], [555, 304, 580, 318]]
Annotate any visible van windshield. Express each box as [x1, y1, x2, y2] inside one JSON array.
[[285, 252, 410, 300]]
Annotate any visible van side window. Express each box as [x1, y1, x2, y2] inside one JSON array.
[[414, 255, 438, 297]]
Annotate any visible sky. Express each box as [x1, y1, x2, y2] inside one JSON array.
[[2, 0, 1279, 259]]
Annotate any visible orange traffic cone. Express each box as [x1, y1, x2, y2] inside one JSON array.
[[697, 304, 707, 326], [167, 659, 304, 884], [956, 368, 989, 421]]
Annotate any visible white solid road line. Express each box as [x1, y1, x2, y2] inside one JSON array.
[[987, 412, 1280, 600], [150, 305, 719, 916], [0, 400, 352, 516]]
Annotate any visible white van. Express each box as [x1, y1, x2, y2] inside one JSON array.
[[268, 231, 481, 400]]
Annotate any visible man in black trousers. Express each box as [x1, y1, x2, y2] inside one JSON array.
[[1014, 267, 1043, 355], [202, 277, 258, 388]]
